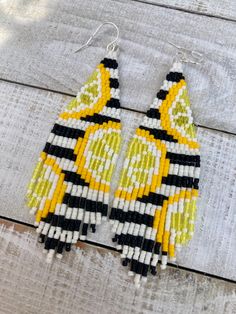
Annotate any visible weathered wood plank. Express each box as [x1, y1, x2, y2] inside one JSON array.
[[0, 221, 235, 314], [0, 80, 235, 280], [129, 0, 236, 21], [0, 0, 236, 132]]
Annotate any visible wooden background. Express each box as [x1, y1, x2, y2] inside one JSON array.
[[0, 0, 235, 313]]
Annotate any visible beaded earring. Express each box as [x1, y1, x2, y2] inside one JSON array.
[[110, 43, 202, 287], [26, 22, 121, 262]]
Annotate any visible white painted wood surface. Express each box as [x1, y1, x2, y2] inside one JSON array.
[[131, 0, 236, 21], [0, 80, 235, 281], [0, 0, 236, 132], [0, 223, 235, 314]]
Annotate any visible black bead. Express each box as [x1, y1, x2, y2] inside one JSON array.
[[156, 89, 168, 100], [150, 266, 157, 275], [122, 259, 129, 267], [81, 223, 88, 236], [65, 243, 71, 252], [166, 72, 185, 83], [101, 58, 118, 69], [57, 241, 65, 254], [90, 224, 96, 233], [38, 234, 45, 243], [146, 108, 161, 119], [109, 78, 119, 89], [106, 98, 120, 108]]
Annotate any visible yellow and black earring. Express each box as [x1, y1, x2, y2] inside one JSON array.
[[110, 42, 202, 287], [26, 22, 122, 262]]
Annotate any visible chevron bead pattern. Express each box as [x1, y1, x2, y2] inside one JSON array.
[[110, 62, 200, 287], [26, 51, 121, 262]]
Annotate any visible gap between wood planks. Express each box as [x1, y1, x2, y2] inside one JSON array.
[[1, 215, 236, 285], [129, 0, 236, 23], [0, 77, 235, 137]]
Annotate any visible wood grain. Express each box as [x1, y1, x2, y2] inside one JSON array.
[[0, 80, 235, 281], [0, 222, 235, 314], [0, 0, 236, 133], [130, 0, 236, 21]]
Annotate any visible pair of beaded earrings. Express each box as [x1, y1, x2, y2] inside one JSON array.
[[26, 22, 201, 286]]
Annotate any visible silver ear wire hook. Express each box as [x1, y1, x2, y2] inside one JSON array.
[[75, 22, 119, 53], [168, 41, 204, 65]]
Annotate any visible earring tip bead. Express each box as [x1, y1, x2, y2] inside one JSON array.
[[135, 283, 141, 289], [46, 256, 53, 264], [141, 277, 147, 283], [56, 253, 63, 259], [175, 245, 182, 252], [96, 218, 102, 225], [122, 259, 129, 266], [29, 208, 37, 215], [134, 274, 141, 285]]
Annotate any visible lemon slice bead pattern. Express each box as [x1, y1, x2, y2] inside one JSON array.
[[110, 61, 200, 287], [26, 51, 121, 261]]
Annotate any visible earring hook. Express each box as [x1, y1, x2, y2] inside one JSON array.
[[75, 22, 119, 53], [168, 41, 204, 65]]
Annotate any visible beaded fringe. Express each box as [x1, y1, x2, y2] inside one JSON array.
[[26, 51, 121, 262], [110, 61, 200, 287]]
